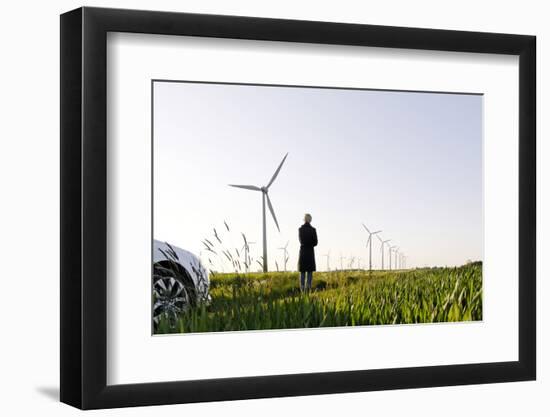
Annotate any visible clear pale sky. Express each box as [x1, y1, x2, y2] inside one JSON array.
[[153, 81, 482, 272]]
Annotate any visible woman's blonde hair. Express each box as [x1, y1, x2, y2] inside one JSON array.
[[304, 213, 312, 223]]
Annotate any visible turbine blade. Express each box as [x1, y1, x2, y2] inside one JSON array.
[[266, 153, 288, 188], [265, 193, 280, 232], [228, 184, 261, 191], [362, 223, 371, 234], [373, 230, 382, 234], [376, 234, 383, 243]]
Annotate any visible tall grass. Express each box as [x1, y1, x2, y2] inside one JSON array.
[[155, 263, 482, 334]]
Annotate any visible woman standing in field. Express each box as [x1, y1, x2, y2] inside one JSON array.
[[298, 213, 318, 292]]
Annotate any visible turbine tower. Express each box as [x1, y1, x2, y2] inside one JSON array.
[[278, 241, 289, 271], [394, 247, 400, 270], [229, 153, 288, 272], [241, 233, 252, 273], [362, 224, 381, 271], [241, 233, 257, 273], [376, 235, 391, 270], [323, 251, 331, 271], [389, 245, 397, 270]]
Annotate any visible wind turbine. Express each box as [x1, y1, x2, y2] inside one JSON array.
[[229, 153, 288, 272], [339, 254, 346, 271], [377, 235, 391, 270], [278, 241, 289, 271], [389, 245, 397, 270], [323, 251, 331, 271], [394, 247, 400, 270], [241, 233, 256, 273], [362, 224, 381, 271]]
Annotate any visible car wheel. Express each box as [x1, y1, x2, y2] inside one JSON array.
[[153, 274, 190, 330]]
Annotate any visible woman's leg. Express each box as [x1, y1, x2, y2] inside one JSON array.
[[307, 271, 313, 290], [300, 272, 306, 291]]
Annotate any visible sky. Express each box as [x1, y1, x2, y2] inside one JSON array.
[[153, 81, 482, 272]]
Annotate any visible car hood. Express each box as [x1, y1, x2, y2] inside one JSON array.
[[153, 240, 209, 288]]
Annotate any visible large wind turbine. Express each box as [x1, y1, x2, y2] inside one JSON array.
[[362, 224, 381, 271], [229, 153, 288, 272], [278, 241, 289, 271], [377, 235, 391, 270]]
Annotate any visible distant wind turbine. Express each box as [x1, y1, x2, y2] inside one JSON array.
[[399, 252, 406, 269], [377, 235, 391, 270], [241, 233, 256, 273], [394, 247, 400, 270], [278, 241, 289, 271], [389, 245, 397, 270], [323, 251, 331, 271], [229, 153, 288, 272], [362, 224, 381, 271], [340, 254, 345, 271]]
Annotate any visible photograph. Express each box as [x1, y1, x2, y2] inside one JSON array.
[[54, 4, 538, 411], [152, 80, 483, 334]]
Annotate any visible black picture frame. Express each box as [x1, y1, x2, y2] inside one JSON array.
[[60, 6, 536, 410]]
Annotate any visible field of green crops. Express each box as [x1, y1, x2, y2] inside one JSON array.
[[155, 262, 482, 334]]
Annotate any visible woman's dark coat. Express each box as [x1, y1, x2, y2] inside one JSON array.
[[298, 223, 318, 272]]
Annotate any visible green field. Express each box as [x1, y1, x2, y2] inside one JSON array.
[[155, 262, 482, 334]]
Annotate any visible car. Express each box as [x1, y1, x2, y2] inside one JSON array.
[[152, 240, 209, 329]]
